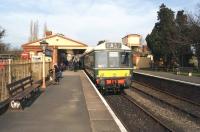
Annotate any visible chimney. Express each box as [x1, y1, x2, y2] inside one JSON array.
[[45, 31, 52, 37]]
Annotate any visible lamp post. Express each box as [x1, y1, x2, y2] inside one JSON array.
[[40, 40, 48, 89]]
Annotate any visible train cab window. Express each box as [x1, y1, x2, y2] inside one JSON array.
[[120, 52, 131, 67], [108, 52, 119, 68], [95, 52, 108, 68]]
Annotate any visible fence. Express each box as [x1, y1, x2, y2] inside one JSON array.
[[0, 59, 52, 102]]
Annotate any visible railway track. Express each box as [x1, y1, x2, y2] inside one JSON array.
[[124, 82, 200, 131], [131, 81, 200, 119], [86, 70, 200, 131], [133, 72, 200, 105], [134, 80, 200, 106], [104, 94, 172, 132]]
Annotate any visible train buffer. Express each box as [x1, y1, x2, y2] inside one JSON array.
[[0, 71, 125, 132]]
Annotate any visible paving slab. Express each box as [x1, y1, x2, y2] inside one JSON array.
[[0, 72, 92, 132], [0, 70, 123, 132], [80, 71, 121, 132]]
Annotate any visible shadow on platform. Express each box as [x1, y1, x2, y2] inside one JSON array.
[[22, 90, 43, 108], [0, 90, 43, 115]]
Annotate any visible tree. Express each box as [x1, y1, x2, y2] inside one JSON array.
[[158, 4, 179, 67], [0, 27, 10, 54], [187, 4, 200, 69], [0, 27, 6, 53], [97, 40, 106, 45], [146, 4, 178, 67], [146, 23, 164, 63], [175, 10, 193, 67], [0, 27, 5, 39]]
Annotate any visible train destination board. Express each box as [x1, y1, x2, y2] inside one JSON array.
[[105, 42, 122, 49]]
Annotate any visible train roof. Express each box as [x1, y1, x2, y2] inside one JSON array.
[[84, 42, 131, 54]]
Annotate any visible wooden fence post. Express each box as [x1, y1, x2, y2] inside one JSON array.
[[8, 59, 11, 83]]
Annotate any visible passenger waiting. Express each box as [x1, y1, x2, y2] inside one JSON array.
[[72, 55, 79, 72], [54, 64, 60, 84]]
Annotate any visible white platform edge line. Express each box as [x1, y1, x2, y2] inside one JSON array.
[[83, 71, 127, 132], [133, 71, 200, 87]]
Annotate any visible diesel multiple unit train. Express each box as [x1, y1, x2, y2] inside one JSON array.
[[83, 42, 133, 93]]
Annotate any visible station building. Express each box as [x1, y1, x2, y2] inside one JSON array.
[[22, 33, 88, 66], [122, 34, 152, 69], [122, 34, 142, 52]]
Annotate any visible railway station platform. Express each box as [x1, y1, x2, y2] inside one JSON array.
[[134, 69, 200, 84], [0, 71, 123, 132]]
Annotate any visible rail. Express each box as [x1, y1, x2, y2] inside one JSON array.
[[131, 83, 200, 119], [122, 94, 173, 131]]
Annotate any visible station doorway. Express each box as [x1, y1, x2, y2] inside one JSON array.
[[57, 49, 86, 67]]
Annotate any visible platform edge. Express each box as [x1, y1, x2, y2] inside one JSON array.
[[83, 70, 127, 132]]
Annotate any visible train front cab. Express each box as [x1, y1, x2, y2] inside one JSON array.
[[94, 50, 133, 93]]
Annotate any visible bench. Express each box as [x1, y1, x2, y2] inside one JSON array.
[[175, 67, 193, 76], [6, 76, 40, 109]]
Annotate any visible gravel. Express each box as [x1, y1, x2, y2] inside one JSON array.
[[105, 95, 170, 132], [125, 88, 200, 132]]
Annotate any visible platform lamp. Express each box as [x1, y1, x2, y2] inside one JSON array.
[[40, 40, 49, 89]]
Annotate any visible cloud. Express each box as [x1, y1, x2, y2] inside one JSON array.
[[0, 0, 199, 47]]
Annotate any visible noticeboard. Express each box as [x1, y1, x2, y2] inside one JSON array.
[[45, 49, 52, 57]]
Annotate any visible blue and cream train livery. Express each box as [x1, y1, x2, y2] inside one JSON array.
[[83, 42, 133, 93]]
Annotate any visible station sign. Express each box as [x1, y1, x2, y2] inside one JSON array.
[[45, 49, 52, 57], [105, 42, 121, 49], [21, 52, 30, 60]]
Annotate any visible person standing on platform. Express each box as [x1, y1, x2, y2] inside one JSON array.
[[72, 55, 79, 72], [67, 53, 72, 70], [54, 64, 60, 84], [58, 64, 63, 78]]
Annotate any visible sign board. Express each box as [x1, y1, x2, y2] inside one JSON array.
[[45, 49, 52, 57], [31, 56, 42, 62], [21, 52, 30, 60], [105, 42, 121, 49]]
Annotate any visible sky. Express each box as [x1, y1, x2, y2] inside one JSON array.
[[0, 0, 199, 48]]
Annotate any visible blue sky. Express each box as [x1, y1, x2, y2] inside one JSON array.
[[0, 0, 199, 48]]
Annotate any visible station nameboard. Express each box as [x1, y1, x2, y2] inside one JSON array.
[[45, 49, 52, 57], [105, 42, 121, 49]]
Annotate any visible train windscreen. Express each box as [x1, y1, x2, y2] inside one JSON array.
[[108, 52, 119, 67], [120, 52, 131, 67], [95, 51, 108, 68], [95, 51, 131, 68]]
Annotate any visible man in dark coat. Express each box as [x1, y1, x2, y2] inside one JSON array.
[[54, 64, 60, 84]]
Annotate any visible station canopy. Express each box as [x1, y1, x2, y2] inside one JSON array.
[[22, 34, 88, 51]]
